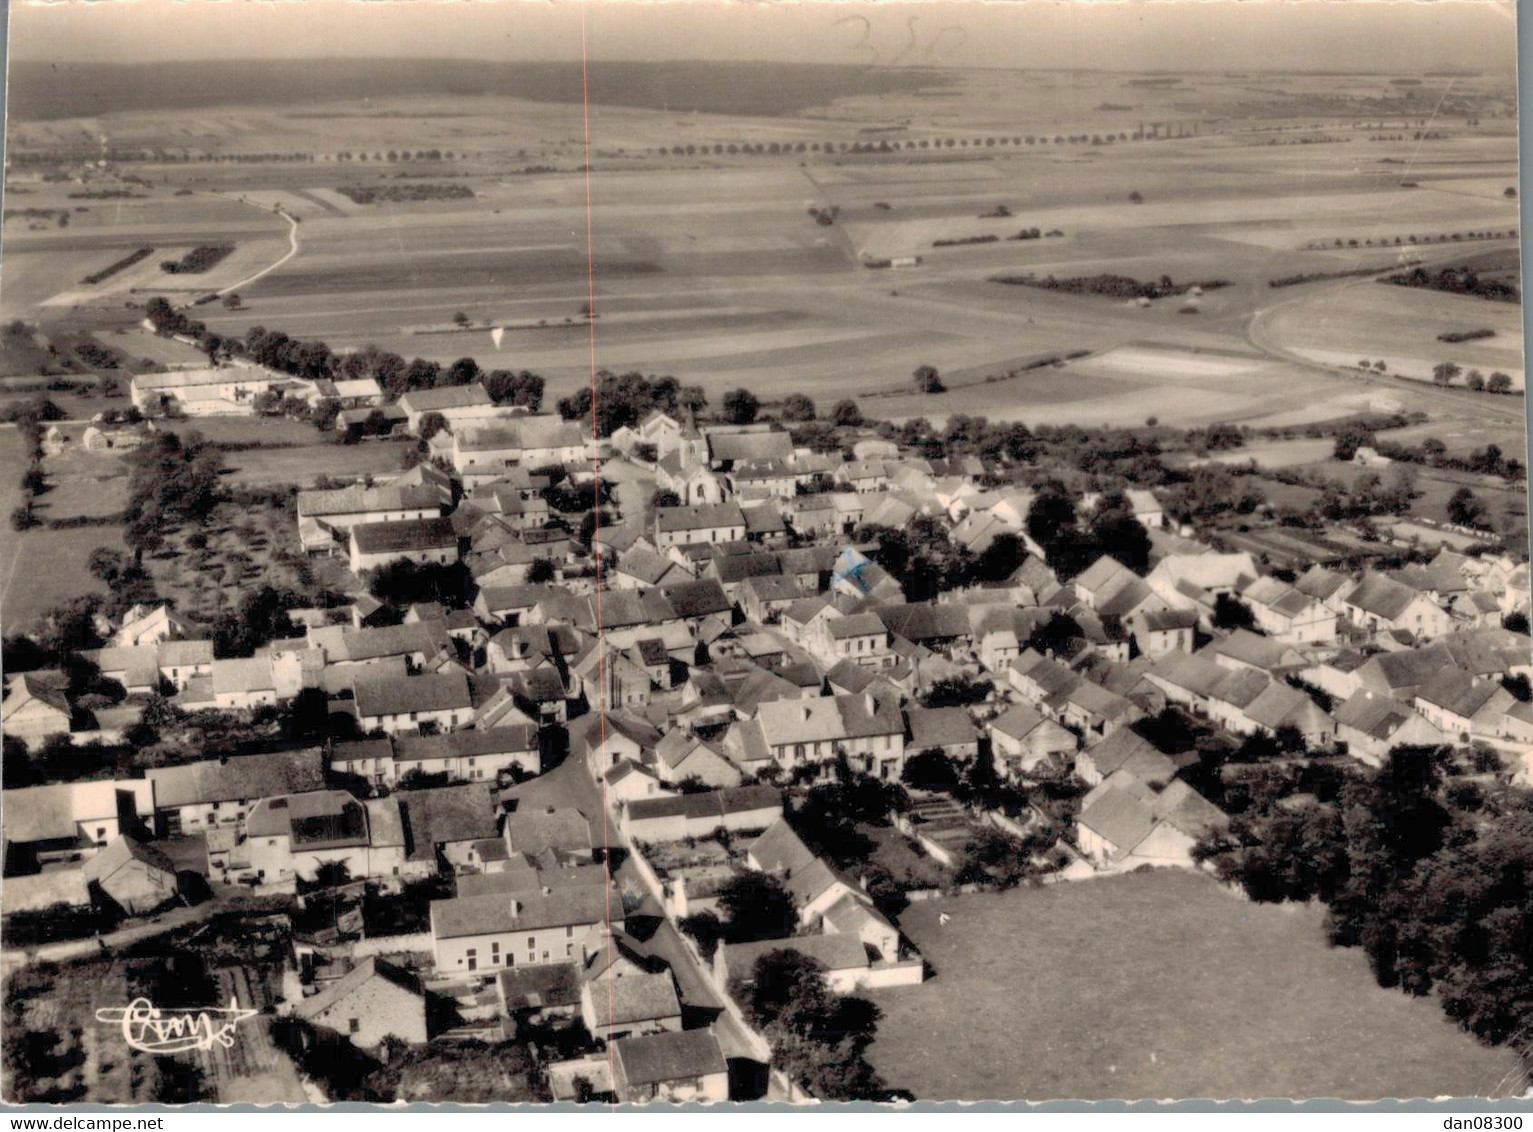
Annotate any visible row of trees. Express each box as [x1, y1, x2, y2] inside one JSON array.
[[143, 298, 547, 409], [1429, 361, 1516, 394], [651, 129, 1163, 160]]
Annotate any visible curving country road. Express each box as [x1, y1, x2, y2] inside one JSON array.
[[1244, 246, 1526, 428], [216, 200, 302, 299]]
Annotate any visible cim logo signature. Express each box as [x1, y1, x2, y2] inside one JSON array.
[[95, 997, 258, 1054]]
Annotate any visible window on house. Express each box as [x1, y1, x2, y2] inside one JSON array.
[[566, 944, 574, 957], [349, 1019, 360, 1034]]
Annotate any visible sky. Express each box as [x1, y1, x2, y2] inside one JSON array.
[[7, 0, 1519, 75]]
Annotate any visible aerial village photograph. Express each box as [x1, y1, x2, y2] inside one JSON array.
[[0, 0, 1529, 1112]]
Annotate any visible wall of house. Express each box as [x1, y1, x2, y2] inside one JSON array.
[[432, 920, 607, 973], [350, 545, 458, 574], [308, 979, 429, 1049]]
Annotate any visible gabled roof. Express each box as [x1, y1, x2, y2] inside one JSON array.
[[1344, 572, 1421, 621], [660, 578, 732, 619], [397, 783, 499, 858], [592, 971, 682, 1026], [746, 818, 817, 875], [399, 384, 492, 412], [655, 503, 746, 534], [293, 957, 423, 1022], [1333, 691, 1424, 741], [624, 784, 781, 824], [906, 706, 979, 749], [1204, 629, 1303, 673], [722, 935, 870, 983], [81, 834, 175, 884], [146, 749, 325, 808], [350, 516, 458, 555], [1416, 668, 1507, 718], [613, 1028, 727, 1088], [431, 881, 615, 939], [353, 671, 471, 718], [504, 807, 592, 857]]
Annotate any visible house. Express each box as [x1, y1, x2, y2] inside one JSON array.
[[704, 427, 794, 469], [130, 363, 293, 417], [611, 1027, 730, 1104], [381, 729, 540, 786], [1342, 573, 1454, 642], [653, 503, 747, 549], [3, 779, 157, 868], [503, 807, 593, 865], [581, 970, 683, 1043], [904, 707, 981, 761], [1239, 576, 1337, 645], [496, 963, 583, 1030], [429, 880, 622, 973], [604, 760, 672, 806], [1202, 630, 1307, 678], [653, 732, 744, 789], [822, 893, 902, 963], [988, 704, 1076, 780], [1, 672, 73, 748], [146, 748, 326, 836], [1073, 556, 1166, 620], [224, 790, 406, 885], [296, 482, 443, 554], [1146, 552, 1260, 611], [114, 603, 197, 648], [81, 835, 178, 915], [720, 934, 874, 996], [1075, 774, 1227, 871], [747, 691, 906, 781], [1294, 565, 1353, 614], [1127, 607, 1198, 658], [1413, 669, 1517, 740], [581, 712, 664, 777], [620, 785, 782, 844], [1075, 728, 1177, 789], [813, 612, 892, 670], [397, 384, 498, 432], [396, 784, 501, 873], [352, 671, 473, 735], [292, 958, 430, 1050], [1333, 691, 1447, 767], [349, 517, 459, 574], [738, 575, 804, 624]]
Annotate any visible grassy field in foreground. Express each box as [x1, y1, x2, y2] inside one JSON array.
[[866, 869, 1522, 1101]]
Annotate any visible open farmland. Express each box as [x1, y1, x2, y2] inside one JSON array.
[[1, 65, 1517, 443], [866, 870, 1523, 1101]]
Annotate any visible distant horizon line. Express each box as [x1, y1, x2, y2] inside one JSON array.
[[8, 57, 1502, 78]]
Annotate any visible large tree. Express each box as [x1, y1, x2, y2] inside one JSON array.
[[714, 872, 796, 943], [722, 388, 761, 425]]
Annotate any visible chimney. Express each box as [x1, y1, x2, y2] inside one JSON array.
[[541, 885, 551, 897], [801, 704, 813, 723], [864, 691, 876, 715], [509, 898, 521, 915]]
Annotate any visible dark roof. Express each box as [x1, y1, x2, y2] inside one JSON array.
[[293, 958, 423, 1022], [146, 749, 325, 808], [906, 706, 980, 749], [398, 783, 499, 859], [874, 603, 971, 642], [613, 1028, 727, 1088], [660, 578, 732, 618], [496, 962, 581, 1012], [353, 671, 471, 717], [624, 784, 781, 824], [351, 516, 458, 556], [655, 503, 746, 534]]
